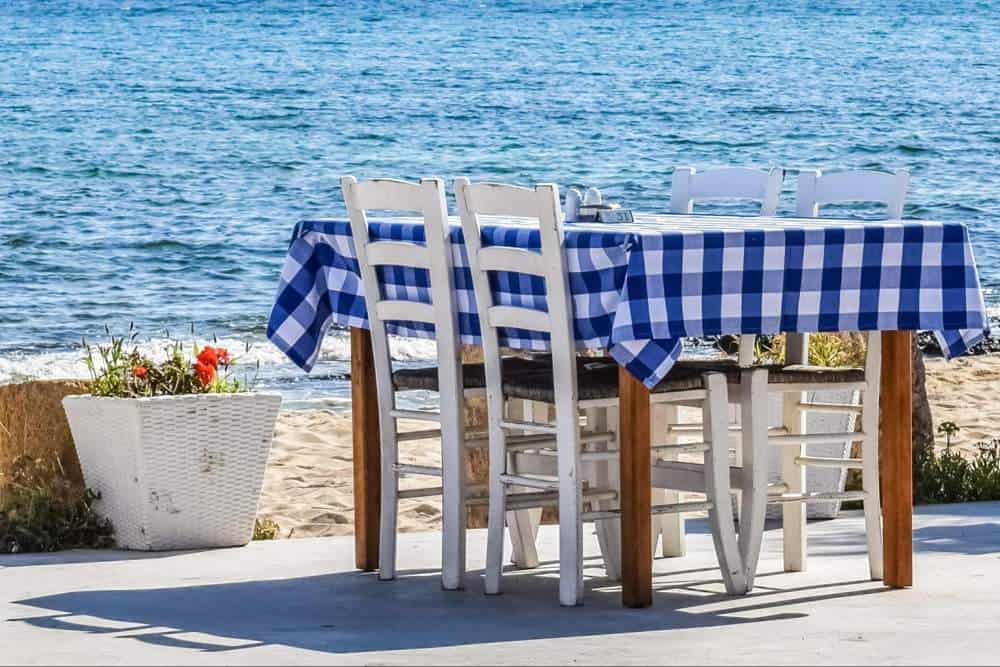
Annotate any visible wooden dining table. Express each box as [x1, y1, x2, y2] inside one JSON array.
[[348, 326, 913, 607], [267, 212, 986, 608]]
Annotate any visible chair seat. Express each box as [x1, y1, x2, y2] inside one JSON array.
[[672, 358, 865, 385], [765, 364, 865, 384], [392, 355, 554, 392], [502, 359, 741, 403]]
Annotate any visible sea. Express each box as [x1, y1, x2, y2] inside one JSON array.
[[2, 0, 998, 409]]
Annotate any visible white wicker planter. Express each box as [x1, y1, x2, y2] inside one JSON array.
[[63, 393, 282, 551]]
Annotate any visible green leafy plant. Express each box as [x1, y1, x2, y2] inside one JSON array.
[[83, 325, 255, 398], [0, 455, 114, 553], [914, 438, 1000, 505], [756, 332, 867, 367], [937, 421, 960, 450], [253, 517, 280, 540]]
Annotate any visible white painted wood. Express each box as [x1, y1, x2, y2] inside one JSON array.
[[670, 166, 785, 216], [587, 406, 622, 582], [393, 464, 443, 477], [795, 169, 909, 219], [364, 241, 432, 269], [769, 432, 865, 445], [653, 403, 686, 558], [793, 456, 864, 468], [861, 333, 885, 580], [374, 300, 437, 324], [798, 401, 863, 414], [703, 372, 749, 595], [505, 399, 541, 570], [388, 409, 442, 422], [738, 368, 769, 591], [498, 418, 557, 434], [478, 246, 547, 276], [780, 335, 808, 573], [456, 178, 585, 605], [486, 305, 552, 333], [342, 175, 467, 590]]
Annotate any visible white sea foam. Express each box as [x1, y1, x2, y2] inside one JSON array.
[[0, 331, 438, 384]]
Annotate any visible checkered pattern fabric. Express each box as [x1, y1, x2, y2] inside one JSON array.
[[268, 216, 988, 388]]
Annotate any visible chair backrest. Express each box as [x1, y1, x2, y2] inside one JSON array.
[[341, 176, 462, 411], [671, 167, 785, 216], [454, 178, 579, 424], [795, 169, 909, 219]]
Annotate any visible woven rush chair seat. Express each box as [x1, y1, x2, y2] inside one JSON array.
[[502, 358, 742, 403], [672, 358, 865, 385], [392, 355, 556, 392]]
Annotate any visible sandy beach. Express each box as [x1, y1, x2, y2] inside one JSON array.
[[257, 352, 1000, 540]]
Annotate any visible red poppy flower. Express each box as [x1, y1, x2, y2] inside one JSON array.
[[197, 347, 219, 369], [194, 361, 216, 386], [216, 348, 231, 365], [133, 366, 148, 379]]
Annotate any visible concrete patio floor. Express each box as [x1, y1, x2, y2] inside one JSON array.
[[2, 502, 999, 666]]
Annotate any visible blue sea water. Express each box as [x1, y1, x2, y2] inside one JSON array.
[[1, 0, 999, 406]]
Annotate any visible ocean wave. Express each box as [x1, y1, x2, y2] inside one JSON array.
[[0, 332, 438, 385]]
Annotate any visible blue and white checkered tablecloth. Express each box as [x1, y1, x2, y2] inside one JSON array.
[[267, 214, 989, 388]]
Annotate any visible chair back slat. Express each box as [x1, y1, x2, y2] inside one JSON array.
[[478, 246, 548, 277], [487, 305, 553, 333], [365, 241, 432, 269], [795, 169, 909, 219], [351, 178, 435, 212], [460, 181, 553, 218], [671, 167, 785, 216], [375, 300, 438, 324]]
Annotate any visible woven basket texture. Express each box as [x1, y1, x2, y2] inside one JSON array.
[[64, 393, 281, 550]]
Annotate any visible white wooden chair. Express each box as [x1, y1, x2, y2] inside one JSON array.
[[742, 168, 910, 584], [653, 167, 785, 571], [341, 176, 476, 591], [769, 169, 907, 578], [455, 178, 754, 605]]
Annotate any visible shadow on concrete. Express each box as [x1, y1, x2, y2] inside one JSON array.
[[913, 522, 1000, 555], [8, 563, 887, 655]]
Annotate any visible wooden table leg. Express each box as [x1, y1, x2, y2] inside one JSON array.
[[880, 330, 913, 588], [351, 327, 381, 571], [619, 366, 653, 608]]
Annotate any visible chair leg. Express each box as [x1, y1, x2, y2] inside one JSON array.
[[484, 424, 509, 595], [861, 334, 884, 580], [589, 406, 621, 582], [703, 373, 748, 595], [440, 395, 466, 591], [781, 391, 808, 572], [556, 407, 584, 607], [738, 369, 769, 591], [506, 400, 540, 570], [378, 423, 399, 581], [653, 403, 685, 558]]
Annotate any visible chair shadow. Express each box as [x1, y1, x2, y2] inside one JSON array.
[[9, 563, 887, 655]]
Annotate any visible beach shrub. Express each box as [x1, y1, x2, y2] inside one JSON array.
[[253, 517, 280, 540], [756, 332, 867, 367], [914, 439, 1000, 505], [83, 326, 252, 398], [0, 454, 114, 553]]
